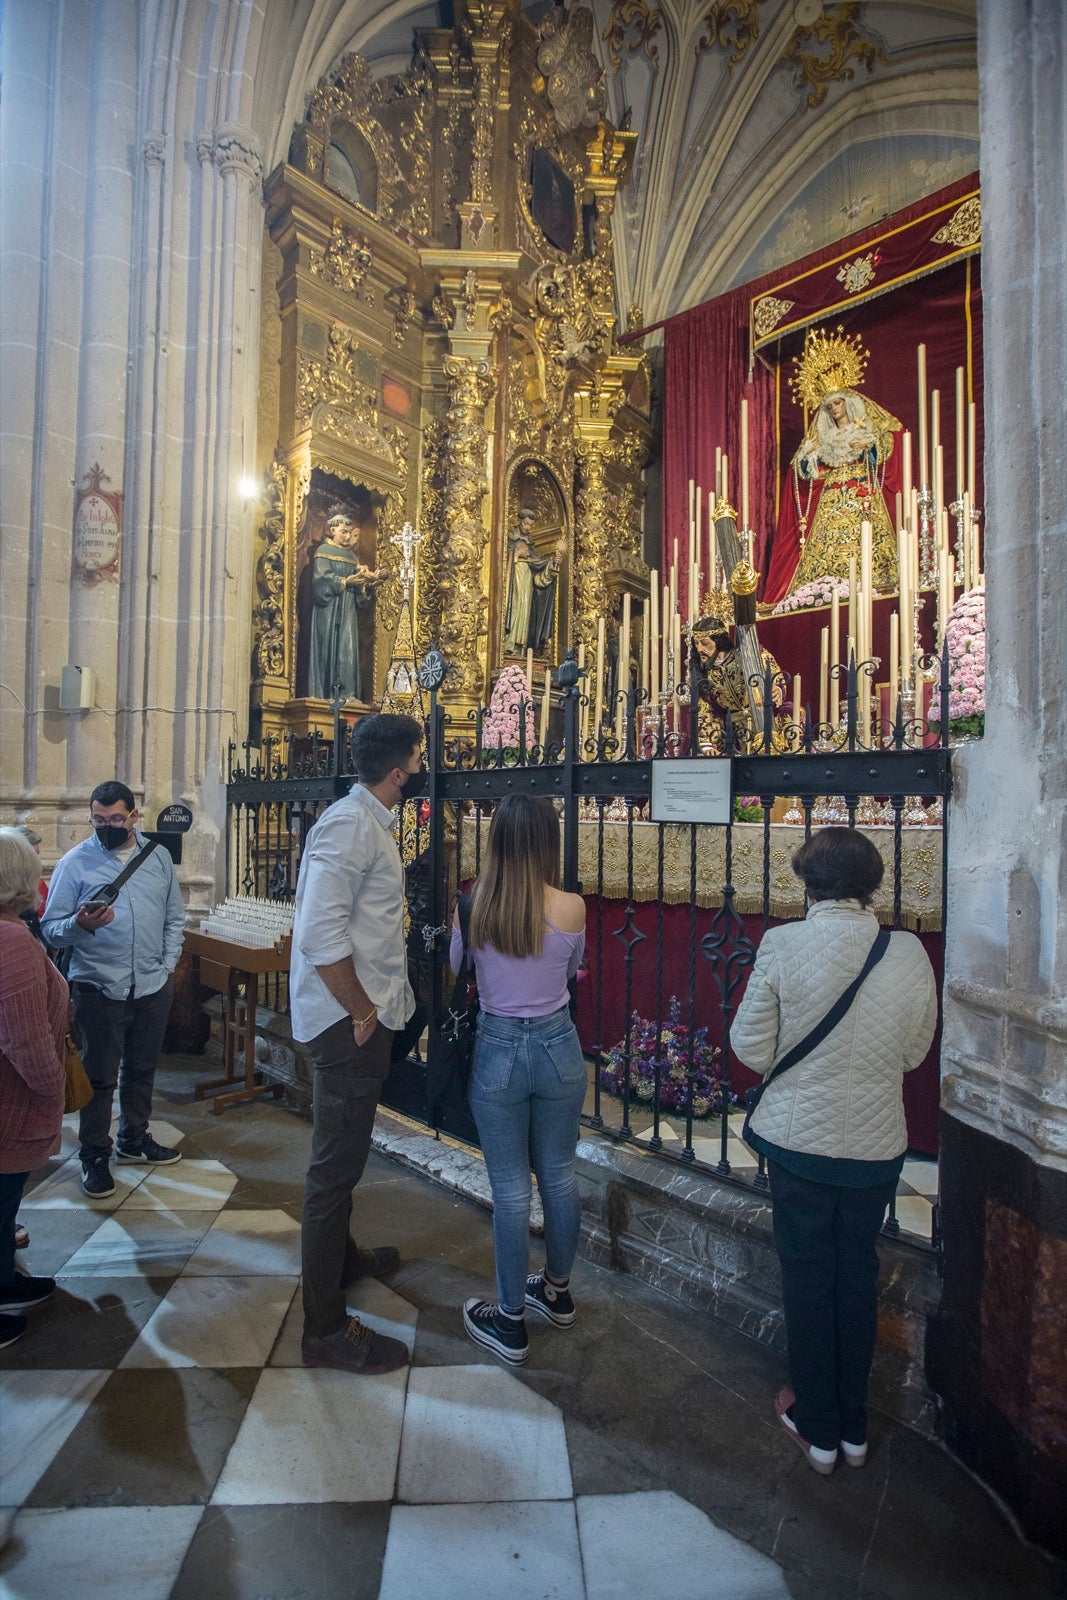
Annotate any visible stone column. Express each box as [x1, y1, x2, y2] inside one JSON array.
[[927, 0, 1067, 1556]]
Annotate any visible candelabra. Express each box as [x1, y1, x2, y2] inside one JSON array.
[[916, 486, 937, 587]]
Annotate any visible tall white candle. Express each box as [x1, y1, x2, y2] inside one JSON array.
[[934, 442, 944, 521], [526, 648, 534, 700], [740, 398, 750, 531], [792, 673, 802, 725], [721, 453, 729, 507], [540, 667, 551, 747], [955, 367, 966, 501], [594, 617, 605, 739], [889, 611, 899, 725], [649, 573, 660, 704], [967, 402, 977, 504], [917, 344, 929, 485], [819, 628, 829, 727], [902, 430, 913, 510], [714, 446, 722, 501], [860, 520, 873, 664], [830, 590, 841, 727]]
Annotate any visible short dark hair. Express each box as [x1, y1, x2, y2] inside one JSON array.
[[791, 827, 884, 906], [90, 781, 136, 812], [351, 713, 424, 784]]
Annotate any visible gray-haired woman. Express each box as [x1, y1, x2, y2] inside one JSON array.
[[732, 828, 937, 1474], [0, 828, 67, 1347]]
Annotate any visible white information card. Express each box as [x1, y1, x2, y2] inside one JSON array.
[[650, 758, 732, 826]]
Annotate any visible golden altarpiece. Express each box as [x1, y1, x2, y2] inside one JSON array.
[[250, 0, 651, 741]]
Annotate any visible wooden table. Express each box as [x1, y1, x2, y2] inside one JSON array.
[[186, 929, 290, 1113]]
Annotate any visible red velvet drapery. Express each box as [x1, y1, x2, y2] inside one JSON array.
[[660, 175, 983, 609]]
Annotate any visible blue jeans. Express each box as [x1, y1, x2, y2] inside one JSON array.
[[468, 1006, 587, 1315]]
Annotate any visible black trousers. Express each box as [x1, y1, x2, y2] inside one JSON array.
[[768, 1159, 897, 1451], [72, 978, 174, 1162], [300, 1017, 393, 1339], [1, 1172, 29, 1289]]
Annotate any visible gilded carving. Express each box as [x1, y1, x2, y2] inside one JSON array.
[[695, 1, 764, 68], [932, 197, 981, 249], [536, 6, 606, 134], [438, 355, 494, 695], [416, 417, 447, 657], [573, 439, 615, 658], [380, 52, 435, 238], [297, 323, 379, 428], [534, 262, 612, 374], [602, 0, 662, 71], [252, 457, 288, 680], [753, 293, 796, 339], [784, 3, 887, 111], [386, 284, 417, 346], [309, 222, 373, 293]]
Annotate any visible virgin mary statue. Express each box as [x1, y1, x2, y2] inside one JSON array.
[[763, 327, 902, 605]]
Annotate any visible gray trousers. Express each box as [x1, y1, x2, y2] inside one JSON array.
[[72, 978, 174, 1162], [300, 1016, 393, 1339]]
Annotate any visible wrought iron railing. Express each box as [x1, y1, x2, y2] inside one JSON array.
[[224, 644, 954, 1249]]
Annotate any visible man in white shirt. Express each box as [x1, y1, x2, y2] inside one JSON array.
[[292, 713, 423, 1374]]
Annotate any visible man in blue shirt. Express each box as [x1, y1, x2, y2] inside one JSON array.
[[42, 782, 186, 1198]]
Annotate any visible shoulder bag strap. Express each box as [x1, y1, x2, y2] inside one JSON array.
[[102, 838, 160, 900], [761, 925, 891, 1092]]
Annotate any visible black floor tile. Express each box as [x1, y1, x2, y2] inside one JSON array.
[[25, 1367, 260, 1509], [169, 1502, 391, 1600], [0, 1274, 171, 1371]]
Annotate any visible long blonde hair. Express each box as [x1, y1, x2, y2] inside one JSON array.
[[469, 795, 561, 959]]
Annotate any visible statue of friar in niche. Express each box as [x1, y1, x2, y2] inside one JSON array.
[[503, 505, 565, 655], [307, 504, 385, 702]]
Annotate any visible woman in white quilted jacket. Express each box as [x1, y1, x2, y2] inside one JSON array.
[[731, 827, 937, 1476]]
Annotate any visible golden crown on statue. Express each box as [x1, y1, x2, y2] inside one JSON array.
[[790, 324, 869, 410], [696, 589, 736, 631]]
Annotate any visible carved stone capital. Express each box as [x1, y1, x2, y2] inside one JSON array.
[[214, 124, 264, 186], [143, 133, 166, 169]]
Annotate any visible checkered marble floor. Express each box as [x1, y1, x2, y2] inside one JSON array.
[[1, 1081, 1051, 1600], [0, 1116, 793, 1600]]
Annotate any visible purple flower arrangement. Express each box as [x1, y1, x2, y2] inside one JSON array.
[[929, 585, 985, 738], [482, 664, 536, 753], [600, 996, 732, 1119]]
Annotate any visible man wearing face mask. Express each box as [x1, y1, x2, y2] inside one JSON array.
[[291, 713, 423, 1375], [42, 782, 186, 1198]]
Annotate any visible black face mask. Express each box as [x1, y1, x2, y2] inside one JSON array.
[[397, 768, 424, 800], [95, 823, 133, 850]]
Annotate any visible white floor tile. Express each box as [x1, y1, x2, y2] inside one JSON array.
[[893, 1194, 934, 1239], [380, 1501, 584, 1600], [901, 1158, 938, 1196], [269, 1275, 419, 1367], [578, 1491, 793, 1600], [181, 1209, 301, 1276], [397, 1364, 572, 1505], [19, 1157, 152, 1211], [0, 1369, 109, 1504], [117, 1160, 236, 1211], [0, 1505, 203, 1600], [120, 1275, 297, 1368], [59, 1213, 217, 1277], [211, 1365, 408, 1505]]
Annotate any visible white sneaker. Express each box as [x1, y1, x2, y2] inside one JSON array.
[[840, 1439, 868, 1467]]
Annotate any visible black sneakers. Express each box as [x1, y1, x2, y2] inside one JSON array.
[[115, 1135, 181, 1165], [301, 1316, 409, 1374], [525, 1273, 576, 1327], [0, 1313, 27, 1349], [462, 1299, 529, 1365], [81, 1157, 116, 1198], [0, 1272, 56, 1312]]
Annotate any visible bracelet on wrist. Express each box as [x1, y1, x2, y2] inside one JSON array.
[[353, 1006, 377, 1029]]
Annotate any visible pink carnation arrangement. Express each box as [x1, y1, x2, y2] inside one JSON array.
[[482, 663, 536, 752], [929, 585, 985, 737], [772, 575, 851, 615]]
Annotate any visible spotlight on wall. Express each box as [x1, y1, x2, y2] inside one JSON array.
[[239, 476, 259, 503]]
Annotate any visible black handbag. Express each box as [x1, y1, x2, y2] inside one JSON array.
[[741, 927, 890, 1146], [426, 892, 479, 1105]]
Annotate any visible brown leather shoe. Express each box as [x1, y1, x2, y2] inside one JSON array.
[[301, 1315, 409, 1374], [342, 1244, 400, 1287]]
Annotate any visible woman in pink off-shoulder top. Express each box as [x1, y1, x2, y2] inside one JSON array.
[[450, 795, 586, 1367]]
